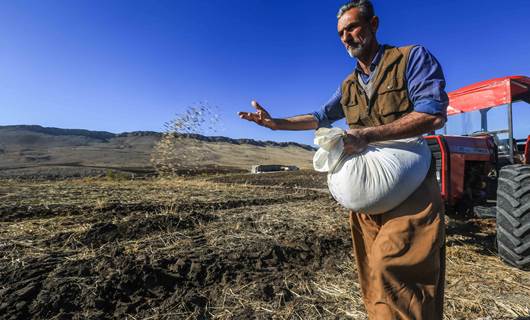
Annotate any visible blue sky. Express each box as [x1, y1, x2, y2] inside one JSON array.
[[1, 0, 529, 145]]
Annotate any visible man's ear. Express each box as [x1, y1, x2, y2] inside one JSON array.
[[370, 16, 379, 33]]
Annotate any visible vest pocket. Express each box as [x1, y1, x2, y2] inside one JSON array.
[[344, 103, 361, 127], [376, 85, 411, 124]]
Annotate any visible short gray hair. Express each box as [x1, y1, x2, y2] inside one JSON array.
[[337, 0, 375, 21]]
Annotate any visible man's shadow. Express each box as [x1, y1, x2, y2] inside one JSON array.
[[445, 216, 497, 256]]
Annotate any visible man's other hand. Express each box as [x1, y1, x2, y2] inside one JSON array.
[[238, 100, 278, 130], [343, 129, 369, 155]]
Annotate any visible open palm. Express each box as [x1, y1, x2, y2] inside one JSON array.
[[238, 100, 277, 130]]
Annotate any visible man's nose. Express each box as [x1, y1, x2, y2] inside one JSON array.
[[341, 31, 351, 43]]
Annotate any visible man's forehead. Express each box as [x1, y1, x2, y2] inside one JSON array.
[[337, 8, 363, 29]]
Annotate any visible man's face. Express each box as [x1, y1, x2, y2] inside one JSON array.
[[337, 8, 377, 58]]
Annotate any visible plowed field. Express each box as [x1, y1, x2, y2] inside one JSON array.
[[1, 171, 529, 319]]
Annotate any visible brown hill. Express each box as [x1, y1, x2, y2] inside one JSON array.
[[0, 125, 315, 178]]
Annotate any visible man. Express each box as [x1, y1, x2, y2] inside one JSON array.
[[238, 1, 447, 319]]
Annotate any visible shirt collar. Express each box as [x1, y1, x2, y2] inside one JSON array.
[[355, 45, 384, 75]]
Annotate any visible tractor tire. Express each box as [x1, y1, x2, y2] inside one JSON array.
[[496, 164, 530, 269]]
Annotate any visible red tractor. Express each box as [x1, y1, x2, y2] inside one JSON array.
[[425, 76, 530, 269]]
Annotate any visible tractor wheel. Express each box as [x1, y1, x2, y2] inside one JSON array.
[[496, 164, 530, 269]]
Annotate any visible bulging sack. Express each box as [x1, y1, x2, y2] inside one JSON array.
[[313, 127, 431, 214]]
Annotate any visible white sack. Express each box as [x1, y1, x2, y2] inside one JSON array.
[[313, 127, 431, 214]]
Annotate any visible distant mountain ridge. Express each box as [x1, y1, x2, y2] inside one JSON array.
[[0, 125, 116, 141], [0, 125, 315, 151], [0, 125, 316, 178]]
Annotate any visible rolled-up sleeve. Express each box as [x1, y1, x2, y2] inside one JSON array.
[[406, 46, 448, 118], [312, 87, 345, 129]]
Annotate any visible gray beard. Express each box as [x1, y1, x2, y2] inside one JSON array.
[[347, 46, 363, 58], [345, 35, 372, 58]]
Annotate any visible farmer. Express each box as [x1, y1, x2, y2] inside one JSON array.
[[238, 0, 447, 319]]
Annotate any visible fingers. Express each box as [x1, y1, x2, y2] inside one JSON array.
[[238, 111, 250, 118], [238, 112, 259, 122], [343, 145, 354, 155], [251, 100, 265, 112], [251, 100, 266, 121], [238, 100, 271, 125], [343, 143, 362, 155], [342, 131, 368, 154], [342, 136, 354, 155]]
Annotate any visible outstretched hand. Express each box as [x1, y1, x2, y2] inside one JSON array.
[[238, 100, 277, 130]]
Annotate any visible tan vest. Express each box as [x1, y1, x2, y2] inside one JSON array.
[[340, 45, 414, 128]]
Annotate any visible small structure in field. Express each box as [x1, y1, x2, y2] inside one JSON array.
[[251, 165, 299, 174]]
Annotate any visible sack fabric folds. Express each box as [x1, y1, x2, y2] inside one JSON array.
[[313, 127, 431, 215]]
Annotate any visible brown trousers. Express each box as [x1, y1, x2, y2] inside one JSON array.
[[349, 169, 445, 320]]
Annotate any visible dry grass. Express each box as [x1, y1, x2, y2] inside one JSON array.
[[0, 172, 529, 319]]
